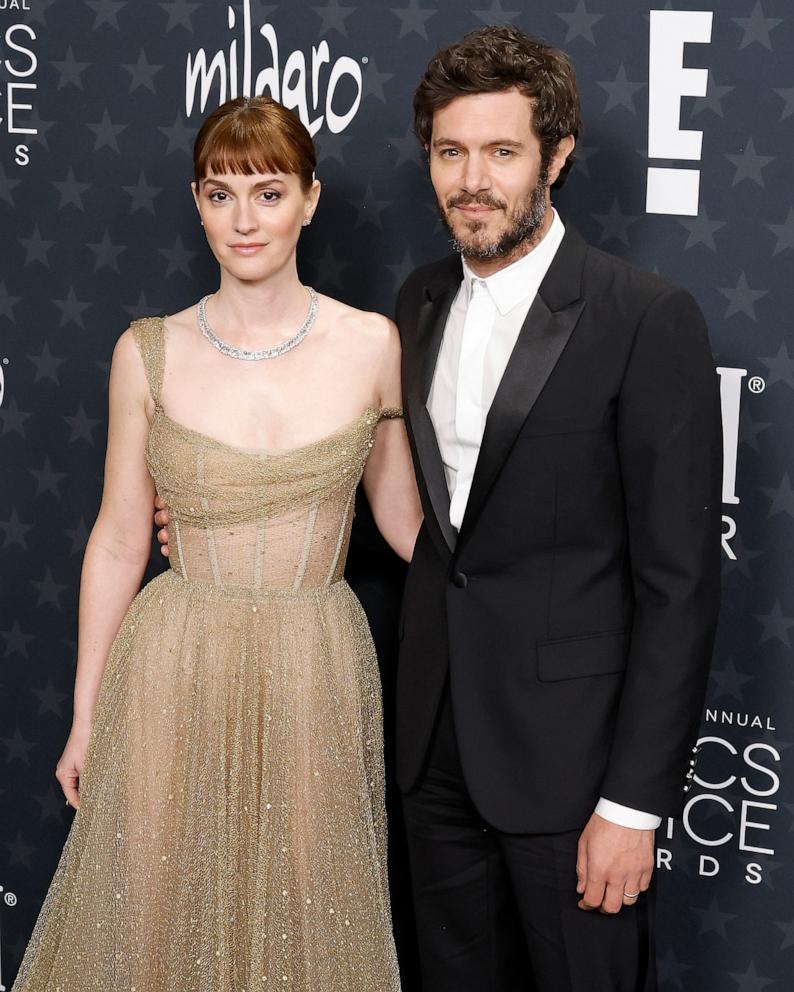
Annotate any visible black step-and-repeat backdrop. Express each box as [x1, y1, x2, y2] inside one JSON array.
[[1, 1, 792, 988]]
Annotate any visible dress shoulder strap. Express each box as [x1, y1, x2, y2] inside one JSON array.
[[378, 406, 403, 421], [130, 316, 166, 403]]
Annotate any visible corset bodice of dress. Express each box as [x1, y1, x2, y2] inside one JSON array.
[[133, 317, 400, 593]]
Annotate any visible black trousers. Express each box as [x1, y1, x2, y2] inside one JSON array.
[[401, 687, 657, 992]]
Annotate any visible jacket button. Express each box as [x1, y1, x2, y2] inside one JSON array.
[[452, 571, 468, 589]]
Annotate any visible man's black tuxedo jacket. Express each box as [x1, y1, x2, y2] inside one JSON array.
[[395, 224, 722, 835]]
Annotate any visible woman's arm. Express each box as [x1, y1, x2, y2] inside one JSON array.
[[56, 329, 155, 807], [361, 318, 423, 562]]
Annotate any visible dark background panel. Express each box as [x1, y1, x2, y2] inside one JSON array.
[[1, 1, 792, 988]]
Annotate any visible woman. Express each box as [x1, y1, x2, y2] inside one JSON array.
[[13, 96, 420, 992]]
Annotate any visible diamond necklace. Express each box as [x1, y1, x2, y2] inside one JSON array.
[[197, 287, 319, 361]]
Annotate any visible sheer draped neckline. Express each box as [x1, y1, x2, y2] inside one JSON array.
[[150, 316, 400, 457], [153, 403, 392, 458]]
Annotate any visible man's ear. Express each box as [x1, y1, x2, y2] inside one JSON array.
[[547, 135, 575, 186]]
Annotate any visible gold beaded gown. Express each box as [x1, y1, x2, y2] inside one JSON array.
[[12, 318, 402, 992]]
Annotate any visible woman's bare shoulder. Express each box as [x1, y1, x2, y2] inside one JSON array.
[[318, 293, 399, 354]]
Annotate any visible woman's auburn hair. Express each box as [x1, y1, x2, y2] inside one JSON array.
[[193, 96, 316, 190], [413, 26, 582, 188]]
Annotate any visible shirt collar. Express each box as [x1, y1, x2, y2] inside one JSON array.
[[461, 209, 566, 317]]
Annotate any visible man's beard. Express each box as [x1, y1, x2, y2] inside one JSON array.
[[440, 167, 549, 262]]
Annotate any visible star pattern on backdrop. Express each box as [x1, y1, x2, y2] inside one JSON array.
[[570, 143, 599, 179], [691, 72, 735, 118], [50, 47, 90, 90], [354, 183, 389, 231], [732, 2, 783, 51], [753, 601, 794, 647], [656, 947, 693, 990], [727, 960, 776, 992], [708, 658, 753, 703], [52, 168, 91, 211], [159, 113, 196, 156], [23, 0, 57, 26], [122, 173, 164, 215], [159, 235, 200, 278], [591, 197, 640, 246], [87, 109, 128, 153], [53, 288, 93, 329], [556, 1, 604, 44], [0, 622, 36, 660], [758, 342, 794, 389], [473, 0, 520, 25], [0, 509, 33, 550], [85, 0, 128, 30], [30, 456, 68, 496], [693, 895, 737, 939], [159, 0, 199, 31], [31, 680, 70, 718], [387, 126, 425, 169], [2, 729, 37, 765], [0, 164, 22, 206], [312, 0, 355, 35], [596, 64, 645, 114], [63, 404, 101, 445], [390, 0, 437, 40], [766, 208, 794, 255], [315, 131, 354, 166], [0, 397, 32, 437], [27, 345, 66, 386], [122, 50, 164, 93], [19, 226, 56, 268], [362, 59, 394, 103], [88, 231, 128, 273], [678, 208, 727, 251], [724, 137, 774, 188], [775, 918, 794, 951], [761, 473, 794, 519], [773, 85, 794, 121], [717, 272, 767, 321]]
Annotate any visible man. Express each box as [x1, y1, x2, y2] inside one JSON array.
[[394, 26, 721, 992]]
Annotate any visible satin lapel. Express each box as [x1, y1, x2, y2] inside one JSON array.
[[406, 279, 460, 554], [456, 226, 589, 544]]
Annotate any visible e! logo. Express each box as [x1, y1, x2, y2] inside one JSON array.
[[646, 10, 713, 216]]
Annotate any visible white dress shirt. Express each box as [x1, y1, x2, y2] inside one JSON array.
[[427, 210, 661, 832]]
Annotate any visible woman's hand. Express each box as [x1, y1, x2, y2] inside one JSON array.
[[55, 719, 93, 810]]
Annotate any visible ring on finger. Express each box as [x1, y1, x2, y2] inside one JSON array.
[[623, 890, 640, 900]]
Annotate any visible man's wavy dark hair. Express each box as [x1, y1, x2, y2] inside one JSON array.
[[413, 26, 582, 189]]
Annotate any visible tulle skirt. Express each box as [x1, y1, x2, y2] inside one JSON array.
[[12, 570, 400, 992]]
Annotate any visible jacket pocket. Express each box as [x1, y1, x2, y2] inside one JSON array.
[[536, 629, 629, 682]]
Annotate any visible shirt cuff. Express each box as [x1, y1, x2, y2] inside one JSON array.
[[596, 798, 662, 830]]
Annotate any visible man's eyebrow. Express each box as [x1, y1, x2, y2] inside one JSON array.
[[431, 138, 526, 148]]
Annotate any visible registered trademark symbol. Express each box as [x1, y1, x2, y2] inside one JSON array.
[[748, 376, 765, 394], [4, 892, 16, 907], [362, 56, 368, 64]]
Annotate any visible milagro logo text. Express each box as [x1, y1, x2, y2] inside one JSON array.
[[185, 0, 362, 137], [0, 19, 37, 166]]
